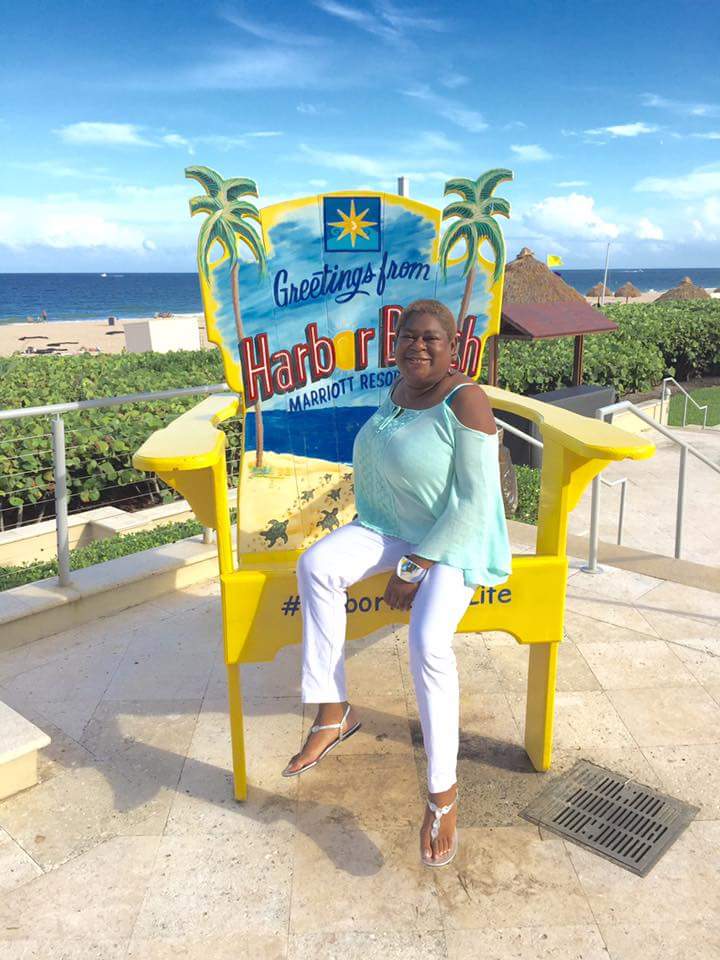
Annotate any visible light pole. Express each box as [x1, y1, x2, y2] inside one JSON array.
[[600, 241, 612, 306]]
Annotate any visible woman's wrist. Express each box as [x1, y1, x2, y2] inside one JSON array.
[[408, 554, 434, 569]]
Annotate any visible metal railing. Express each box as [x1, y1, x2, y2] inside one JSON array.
[[1, 383, 229, 586], [585, 398, 720, 572], [658, 376, 708, 429]]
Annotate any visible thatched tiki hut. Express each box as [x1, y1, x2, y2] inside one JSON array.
[[615, 282, 641, 302], [494, 247, 617, 387], [655, 277, 711, 301], [586, 282, 611, 299], [504, 247, 586, 304]]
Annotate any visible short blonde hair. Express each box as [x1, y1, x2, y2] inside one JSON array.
[[398, 299, 457, 340]]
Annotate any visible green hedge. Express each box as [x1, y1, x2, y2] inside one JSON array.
[[2, 301, 718, 536], [490, 300, 720, 395], [0, 351, 240, 531], [0, 517, 206, 592]]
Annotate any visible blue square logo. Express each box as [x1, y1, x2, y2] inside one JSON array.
[[323, 196, 381, 253]]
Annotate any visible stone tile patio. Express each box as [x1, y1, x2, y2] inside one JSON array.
[[1, 558, 719, 959]]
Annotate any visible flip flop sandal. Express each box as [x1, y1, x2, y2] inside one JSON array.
[[421, 790, 459, 867], [281, 703, 362, 777]]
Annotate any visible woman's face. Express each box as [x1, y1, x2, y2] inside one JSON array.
[[394, 312, 458, 387]]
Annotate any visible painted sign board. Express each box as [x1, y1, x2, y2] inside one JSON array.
[[187, 168, 513, 555]]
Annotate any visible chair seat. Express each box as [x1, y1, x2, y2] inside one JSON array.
[[223, 551, 567, 665]]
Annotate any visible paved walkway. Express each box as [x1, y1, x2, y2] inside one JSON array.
[[1, 559, 719, 959], [569, 424, 720, 568]]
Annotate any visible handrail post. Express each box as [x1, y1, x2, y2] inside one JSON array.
[[582, 473, 602, 573], [659, 379, 666, 425], [51, 414, 72, 586], [675, 444, 687, 559], [617, 479, 626, 545]]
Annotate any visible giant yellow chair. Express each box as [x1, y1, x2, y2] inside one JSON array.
[[133, 167, 654, 800]]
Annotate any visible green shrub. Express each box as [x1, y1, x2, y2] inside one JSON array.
[[514, 465, 540, 525], [0, 351, 241, 531], [0, 517, 204, 591]]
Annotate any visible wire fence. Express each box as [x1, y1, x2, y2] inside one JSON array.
[[0, 383, 236, 583]]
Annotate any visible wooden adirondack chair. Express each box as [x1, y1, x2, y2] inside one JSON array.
[[133, 168, 654, 800]]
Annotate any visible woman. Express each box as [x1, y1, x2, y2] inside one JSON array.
[[282, 298, 512, 867]]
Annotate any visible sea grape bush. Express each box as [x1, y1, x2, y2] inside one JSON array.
[[489, 300, 720, 395], [0, 350, 240, 530], [1, 301, 718, 532]]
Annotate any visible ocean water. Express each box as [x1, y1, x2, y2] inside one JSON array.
[[1, 268, 720, 325]]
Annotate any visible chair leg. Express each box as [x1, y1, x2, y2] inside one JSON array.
[[226, 662, 248, 801], [524, 641, 559, 772]]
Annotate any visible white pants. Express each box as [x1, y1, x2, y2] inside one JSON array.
[[297, 521, 474, 793]]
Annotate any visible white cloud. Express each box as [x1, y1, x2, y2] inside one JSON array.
[[55, 122, 154, 146], [402, 85, 487, 132], [555, 180, 588, 187], [11, 160, 112, 180], [164, 47, 325, 91], [298, 142, 451, 184], [510, 144, 552, 162], [585, 122, 658, 138], [635, 217, 664, 240], [642, 93, 720, 117], [314, 0, 447, 43], [691, 131, 720, 140], [0, 184, 193, 254], [635, 164, 720, 197], [220, 5, 321, 45], [308, 178, 328, 187], [162, 133, 194, 153], [523, 193, 620, 241], [441, 72, 468, 89]]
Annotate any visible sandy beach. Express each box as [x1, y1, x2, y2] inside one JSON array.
[[0, 313, 209, 357], [0, 291, 718, 358]]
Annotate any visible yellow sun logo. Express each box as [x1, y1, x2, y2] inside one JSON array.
[[328, 200, 378, 248]]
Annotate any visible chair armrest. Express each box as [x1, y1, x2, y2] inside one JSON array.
[[132, 393, 241, 574], [484, 385, 655, 463], [132, 393, 241, 473]]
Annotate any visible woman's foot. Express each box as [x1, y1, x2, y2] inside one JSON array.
[[284, 701, 361, 774], [420, 783, 458, 862]]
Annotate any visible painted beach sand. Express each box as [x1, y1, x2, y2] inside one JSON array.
[[237, 450, 356, 555]]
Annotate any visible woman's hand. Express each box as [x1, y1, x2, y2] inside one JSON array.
[[383, 574, 420, 611]]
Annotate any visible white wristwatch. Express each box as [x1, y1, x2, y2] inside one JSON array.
[[396, 555, 428, 584]]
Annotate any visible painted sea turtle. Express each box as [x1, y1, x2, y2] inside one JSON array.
[[318, 508, 340, 531], [260, 518, 289, 547], [327, 488, 342, 502], [300, 489, 314, 503]]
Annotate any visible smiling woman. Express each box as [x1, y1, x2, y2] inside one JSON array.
[[283, 297, 512, 869]]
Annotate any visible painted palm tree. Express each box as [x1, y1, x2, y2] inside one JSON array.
[[186, 165, 268, 468], [439, 169, 513, 326]]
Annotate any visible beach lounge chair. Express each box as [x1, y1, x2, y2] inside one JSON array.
[[133, 168, 654, 799]]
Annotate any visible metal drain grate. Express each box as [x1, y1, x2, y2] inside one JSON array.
[[519, 759, 699, 876]]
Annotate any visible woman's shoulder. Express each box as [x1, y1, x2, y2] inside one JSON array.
[[445, 380, 497, 435]]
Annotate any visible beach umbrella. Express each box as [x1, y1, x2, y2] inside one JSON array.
[[586, 282, 611, 298], [655, 276, 711, 302], [614, 282, 641, 301], [503, 247, 586, 303]]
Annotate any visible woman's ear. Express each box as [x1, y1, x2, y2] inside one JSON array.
[[449, 332, 461, 368]]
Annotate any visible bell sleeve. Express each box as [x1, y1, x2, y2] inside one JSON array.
[[414, 416, 513, 588]]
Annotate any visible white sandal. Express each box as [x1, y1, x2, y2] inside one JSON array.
[[281, 703, 361, 777], [421, 789, 459, 867]]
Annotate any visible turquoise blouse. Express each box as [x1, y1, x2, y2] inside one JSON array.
[[352, 381, 512, 589]]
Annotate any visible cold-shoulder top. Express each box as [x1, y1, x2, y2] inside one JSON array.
[[351, 381, 513, 589]]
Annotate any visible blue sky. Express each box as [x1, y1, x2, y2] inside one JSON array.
[[1, 0, 719, 271]]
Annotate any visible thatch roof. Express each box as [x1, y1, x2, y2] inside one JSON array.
[[655, 277, 711, 302], [586, 282, 611, 297], [615, 282, 641, 299], [503, 247, 585, 303]]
